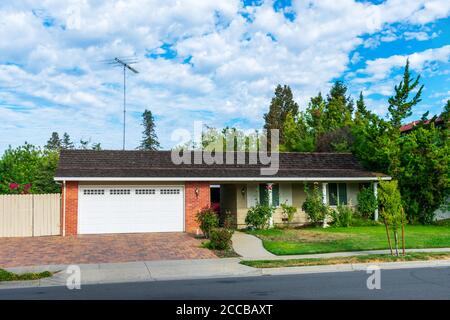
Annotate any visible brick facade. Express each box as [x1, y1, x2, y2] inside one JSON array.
[[184, 182, 211, 234], [62, 181, 78, 236]]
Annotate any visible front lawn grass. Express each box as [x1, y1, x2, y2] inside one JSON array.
[[0, 268, 52, 282], [248, 225, 450, 255], [241, 252, 450, 268]]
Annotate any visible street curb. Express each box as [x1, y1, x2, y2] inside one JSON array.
[[1, 259, 450, 290]]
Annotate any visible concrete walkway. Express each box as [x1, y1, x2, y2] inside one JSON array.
[[232, 231, 450, 261], [231, 232, 276, 259]]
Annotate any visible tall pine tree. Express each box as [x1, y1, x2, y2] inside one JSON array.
[[323, 81, 353, 130], [45, 132, 62, 151], [263, 84, 299, 144], [61, 132, 74, 150], [139, 109, 160, 150], [388, 59, 423, 128]]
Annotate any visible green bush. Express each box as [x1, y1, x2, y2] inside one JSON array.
[[280, 203, 297, 224], [302, 183, 329, 225], [209, 228, 234, 250], [357, 185, 378, 218], [245, 204, 274, 229], [331, 204, 354, 227], [196, 208, 219, 238]]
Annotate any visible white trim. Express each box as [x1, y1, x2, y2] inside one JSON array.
[[55, 176, 391, 182]]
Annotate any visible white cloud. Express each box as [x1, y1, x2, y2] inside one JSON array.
[[0, 0, 449, 150]]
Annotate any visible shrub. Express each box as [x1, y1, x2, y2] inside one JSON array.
[[357, 185, 378, 218], [280, 203, 297, 224], [302, 183, 329, 225], [245, 204, 274, 229], [196, 208, 219, 238], [331, 204, 354, 227], [221, 210, 235, 229], [209, 228, 234, 250]]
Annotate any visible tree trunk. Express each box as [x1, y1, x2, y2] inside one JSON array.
[[394, 230, 399, 256], [401, 208, 406, 256], [384, 217, 393, 256], [401, 222, 406, 256]]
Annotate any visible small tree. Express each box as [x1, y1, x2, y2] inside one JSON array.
[[378, 179, 405, 256], [357, 185, 378, 219], [302, 183, 329, 226]]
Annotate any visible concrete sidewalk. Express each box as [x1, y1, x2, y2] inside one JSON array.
[[1, 258, 258, 289], [232, 231, 450, 260], [2, 257, 450, 290]]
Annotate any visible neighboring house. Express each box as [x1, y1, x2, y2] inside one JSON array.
[[54, 150, 391, 236], [400, 117, 446, 133]]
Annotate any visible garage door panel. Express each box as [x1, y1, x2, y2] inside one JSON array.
[[78, 186, 184, 234]]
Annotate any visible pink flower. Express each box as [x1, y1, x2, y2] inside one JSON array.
[[9, 183, 19, 190], [266, 184, 273, 190], [23, 184, 32, 194]]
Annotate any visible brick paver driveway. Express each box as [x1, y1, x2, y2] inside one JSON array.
[[0, 233, 217, 268]]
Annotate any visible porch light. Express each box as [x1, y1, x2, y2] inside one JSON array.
[[241, 186, 246, 197], [195, 187, 199, 197]]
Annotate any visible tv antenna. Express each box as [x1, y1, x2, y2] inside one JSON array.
[[104, 57, 139, 150]]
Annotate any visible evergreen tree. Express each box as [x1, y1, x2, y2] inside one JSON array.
[[282, 112, 315, 152], [388, 59, 423, 128], [139, 109, 160, 150], [61, 132, 74, 150], [355, 92, 369, 122], [305, 92, 325, 139], [263, 85, 299, 144], [322, 81, 353, 130], [45, 132, 62, 151]]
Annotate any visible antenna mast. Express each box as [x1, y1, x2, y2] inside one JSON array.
[[105, 57, 139, 150]]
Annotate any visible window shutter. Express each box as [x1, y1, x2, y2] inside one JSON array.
[[247, 184, 259, 208], [338, 183, 347, 205], [279, 183, 292, 205], [272, 184, 280, 207], [259, 184, 269, 206], [329, 183, 338, 205]]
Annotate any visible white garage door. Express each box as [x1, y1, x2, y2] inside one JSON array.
[[78, 186, 184, 234]]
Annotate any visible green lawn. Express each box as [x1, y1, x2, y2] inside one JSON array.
[[0, 268, 52, 282], [247, 225, 450, 255], [241, 251, 450, 268]]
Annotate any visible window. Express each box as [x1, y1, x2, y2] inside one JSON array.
[[160, 188, 180, 195], [109, 189, 131, 195], [259, 184, 279, 207], [328, 183, 347, 205], [135, 189, 156, 195], [83, 189, 104, 195]]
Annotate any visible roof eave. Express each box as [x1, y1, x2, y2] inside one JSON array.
[[54, 176, 392, 182]]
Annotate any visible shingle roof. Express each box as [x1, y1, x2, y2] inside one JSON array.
[[55, 150, 388, 179]]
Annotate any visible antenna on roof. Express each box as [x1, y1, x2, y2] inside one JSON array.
[[104, 57, 139, 150]]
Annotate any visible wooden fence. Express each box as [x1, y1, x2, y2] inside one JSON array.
[[0, 194, 61, 237]]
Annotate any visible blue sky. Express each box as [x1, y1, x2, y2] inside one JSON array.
[[0, 0, 449, 151]]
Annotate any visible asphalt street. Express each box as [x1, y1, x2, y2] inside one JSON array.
[[0, 266, 449, 300]]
